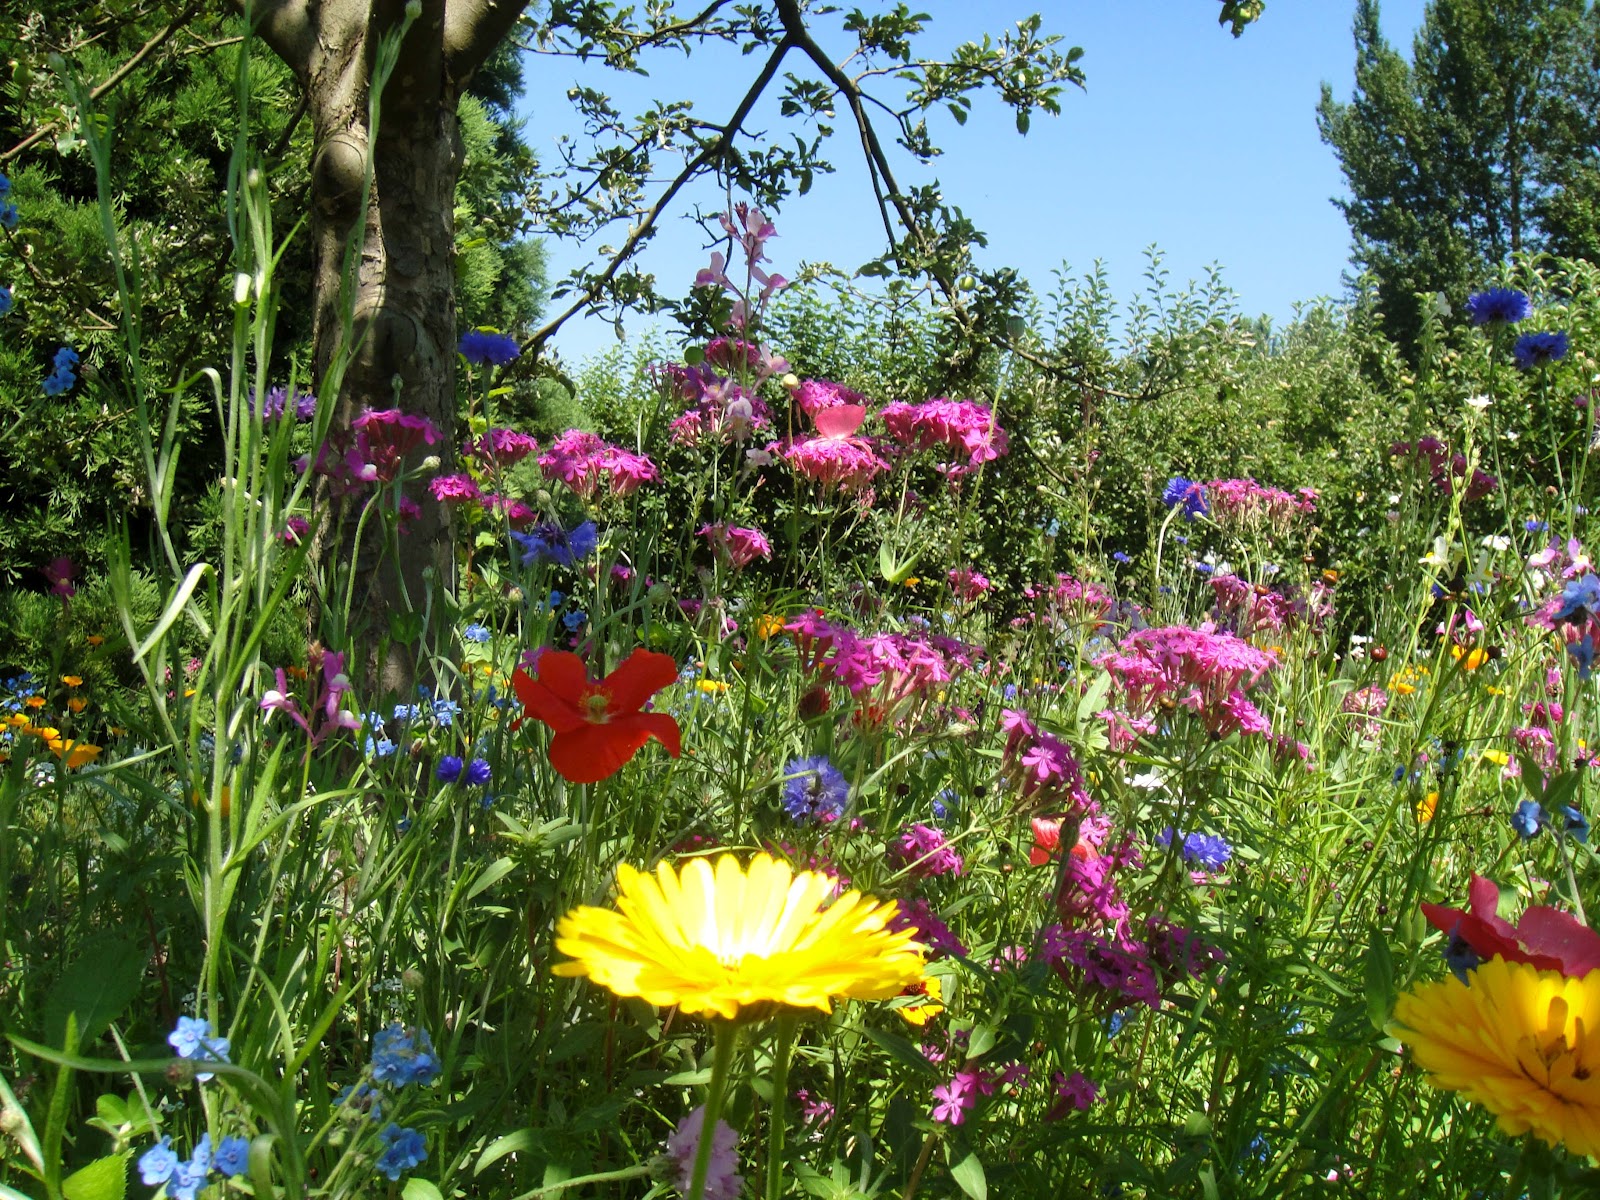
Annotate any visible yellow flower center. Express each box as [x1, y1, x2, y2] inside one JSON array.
[[582, 692, 611, 723]]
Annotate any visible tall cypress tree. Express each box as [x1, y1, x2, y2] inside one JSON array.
[[1317, 0, 1599, 350]]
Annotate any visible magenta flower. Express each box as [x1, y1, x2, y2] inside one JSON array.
[[464, 428, 538, 468], [1047, 1071, 1100, 1119], [880, 397, 1008, 474], [698, 523, 772, 568], [428, 474, 482, 503], [538, 430, 659, 501], [664, 1106, 741, 1200], [890, 824, 963, 878], [777, 404, 887, 492], [792, 378, 866, 416], [41, 555, 76, 600], [948, 568, 991, 601]]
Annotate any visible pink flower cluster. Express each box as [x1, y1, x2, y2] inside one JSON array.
[[1000, 709, 1095, 815], [1097, 624, 1279, 741], [298, 409, 442, 496], [464, 427, 539, 469], [1035, 916, 1221, 1012], [784, 612, 981, 727], [1205, 478, 1318, 526], [887, 896, 967, 957], [1340, 685, 1390, 741], [1390, 436, 1498, 502], [889, 823, 963, 877], [1019, 574, 1118, 634], [879, 397, 1008, 475], [260, 648, 363, 749], [697, 522, 772, 568], [661, 362, 773, 445], [948, 568, 991, 602], [930, 1062, 1029, 1126], [793, 378, 866, 416], [538, 430, 659, 501]]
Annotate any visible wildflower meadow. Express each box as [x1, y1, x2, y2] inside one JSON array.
[[6, 5, 1600, 1200]]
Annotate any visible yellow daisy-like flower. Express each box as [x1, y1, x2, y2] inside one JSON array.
[[553, 852, 926, 1020], [1390, 957, 1600, 1156]]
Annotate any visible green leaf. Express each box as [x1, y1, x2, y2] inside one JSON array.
[[42, 933, 148, 1051], [476, 1129, 537, 1176], [949, 1150, 987, 1200], [1364, 926, 1394, 1033], [61, 1154, 127, 1200], [860, 1026, 939, 1079], [401, 1179, 443, 1200], [464, 857, 519, 902]]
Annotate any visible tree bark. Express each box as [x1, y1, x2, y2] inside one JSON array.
[[251, 0, 528, 694]]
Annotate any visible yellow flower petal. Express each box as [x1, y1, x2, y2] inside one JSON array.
[[554, 852, 925, 1019]]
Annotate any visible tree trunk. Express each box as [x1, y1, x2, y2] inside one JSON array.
[[305, 17, 461, 696], [252, 0, 528, 696]]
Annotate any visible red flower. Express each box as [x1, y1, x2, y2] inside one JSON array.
[[1028, 817, 1096, 867], [511, 648, 682, 783], [1421, 874, 1600, 978]]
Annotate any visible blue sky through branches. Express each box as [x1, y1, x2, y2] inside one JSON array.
[[516, 1, 1427, 363]]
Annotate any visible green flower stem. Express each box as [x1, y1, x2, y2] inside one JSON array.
[[765, 1015, 797, 1200], [688, 1021, 740, 1200]]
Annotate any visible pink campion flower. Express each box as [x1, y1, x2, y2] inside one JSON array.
[[280, 516, 310, 544], [948, 568, 991, 601], [538, 430, 660, 500], [429, 473, 482, 503], [481, 494, 537, 527], [1054, 851, 1130, 933], [779, 404, 888, 492], [351, 409, 441, 483], [41, 555, 76, 600], [792, 379, 866, 416], [999, 709, 1096, 814], [880, 397, 1009, 474], [698, 523, 772, 568], [464, 428, 538, 469], [664, 1106, 742, 1200], [395, 494, 422, 533], [1097, 624, 1278, 740], [890, 823, 963, 877], [1021, 574, 1118, 634], [930, 1078, 974, 1125], [1204, 478, 1317, 527], [1341, 685, 1389, 741]]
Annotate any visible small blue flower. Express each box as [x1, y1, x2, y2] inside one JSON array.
[[0, 285, 11, 317], [562, 609, 587, 631], [337, 1081, 383, 1121], [1161, 476, 1208, 521], [1554, 576, 1600, 624], [168, 1016, 231, 1081], [1443, 929, 1481, 984], [462, 623, 491, 644], [370, 1024, 440, 1088], [932, 788, 957, 821], [1181, 832, 1232, 872], [365, 735, 397, 759], [1512, 799, 1545, 840], [1465, 287, 1532, 326], [1512, 330, 1568, 370], [431, 697, 460, 727], [1563, 805, 1590, 844], [0, 201, 17, 230], [782, 756, 850, 823], [392, 703, 420, 724], [138, 1137, 179, 1186], [1526, 519, 1549, 533], [375, 1124, 428, 1181], [0, 173, 10, 195], [458, 328, 520, 366], [546, 590, 565, 608], [213, 1136, 250, 1178], [1112, 551, 1131, 564], [436, 755, 464, 783], [1568, 634, 1596, 681], [462, 758, 492, 787]]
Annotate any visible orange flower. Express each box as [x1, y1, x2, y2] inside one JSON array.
[[1450, 644, 1488, 670], [24, 696, 45, 709], [511, 648, 682, 784], [1417, 791, 1439, 823], [61, 675, 83, 687], [48, 738, 101, 769], [66, 698, 88, 714], [1028, 817, 1097, 867], [85, 635, 105, 647]]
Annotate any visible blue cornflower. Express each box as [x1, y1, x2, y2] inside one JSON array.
[[1443, 929, 1481, 984], [458, 328, 521, 366], [41, 346, 78, 395], [0, 201, 17, 230], [1563, 804, 1590, 844], [546, 590, 565, 608], [562, 609, 587, 631], [1181, 832, 1232, 872], [462, 623, 491, 643], [1569, 633, 1596, 680], [138, 1137, 179, 1186], [0, 285, 11, 317], [0, 172, 10, 195], [781, 756, 850, 822], [1465, 287, 1532, 326], [53, 346, 79, 372], [436, 755, 464, 783], [213, 1136, 250, 1178], [1553, 575, 1600, 624], [1513, 331, 1569, 370], [1526, 519, 1549, 533], [370, 1024, 440, 1087], [510, 520, 599, 568], [462, 758, 491, 787], [1161, 476, 1208, 521], [168, 1016, 231, 1081], [375, 1124, 428, 1181], [932, 788, 957, 821], [1193, 561, 1214, 575], [1112, 550, 1132, 564], [1512, 799, 1545, 840], [1106, 1010, 1128, 1038]]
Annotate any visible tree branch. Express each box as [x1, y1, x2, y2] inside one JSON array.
[[246, 0, 317, 74], [3, 0, 207, 162], [445, 0, 533, 85], [528, 34, 796, 355]]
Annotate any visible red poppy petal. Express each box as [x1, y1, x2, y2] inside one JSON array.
[[1419, 902, 1464, 937], [510, 665, 586, 734], [1516, 906, 1600, 976], [534, 651, 594, 702], [616, 711, 681, 759], [547, 724, 645, 784], [599, 649, 681, 715]]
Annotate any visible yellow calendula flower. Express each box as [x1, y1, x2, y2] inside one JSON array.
[[47, 738, 101, 769], [696, 679, 729, 695], [896, 974, 945, 1027], [61, 675, 83, 687], [553, 852, 926, 1020], [754, 615, 787, 640], [1450, 644, 1488, 670], [1390, 958, 1600, 1157], [66, 698, 88, 714]]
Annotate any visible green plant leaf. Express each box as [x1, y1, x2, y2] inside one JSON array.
[[61, 1154, 127, 1200], [42, 933, 148, 1051], [949, 1150, 987, 1200]]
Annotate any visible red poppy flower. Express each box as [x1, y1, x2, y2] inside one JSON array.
[[511, 648, 682, 783], [1028, 817, 1096, 867], [1421, 874, 1600, 978]]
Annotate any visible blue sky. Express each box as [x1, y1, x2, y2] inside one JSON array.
[[515, 1, 1429, 363]]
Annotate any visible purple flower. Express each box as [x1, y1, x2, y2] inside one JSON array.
[[781, 756, 849, 822], [436, 755, 464, 783], [510, 520, 598, 568], [463, 758, 492, 787], [664, 1106, 742, 1200], [1161, 477, 1208, 521], [1513, 331, 1569, 370], [889, 824, 963, 877]]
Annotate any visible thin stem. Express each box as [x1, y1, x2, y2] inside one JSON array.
[[765, 1016, 797, 1200], [688, 1021, 740, 1200]]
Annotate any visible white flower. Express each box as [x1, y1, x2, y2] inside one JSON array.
[[1420, 537, 1452, 568], [1480, 534, 1510, 552], [1465, 394, 1491, 411], [1128, 769, 1164, 791]]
